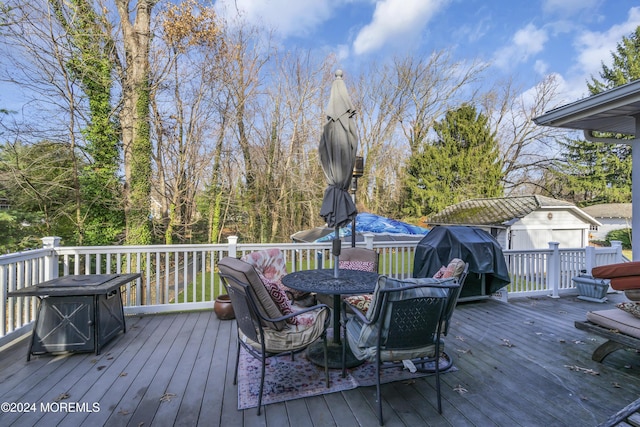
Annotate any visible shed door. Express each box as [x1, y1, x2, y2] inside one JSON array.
[[510, 229, 552, 250], [552, 229, 583, 248]]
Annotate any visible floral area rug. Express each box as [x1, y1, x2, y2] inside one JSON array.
[[236, 344, 456, 410]]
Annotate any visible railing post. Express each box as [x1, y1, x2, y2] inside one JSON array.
[[584, 246, 595, 275], [41, 236, 61, 281], [363, 233, 374, 249], [548, 242, 560, 298], [227, 236, 238, 258], [610, 240, 623, 262]]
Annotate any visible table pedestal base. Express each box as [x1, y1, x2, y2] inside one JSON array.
[[306, 341, 364, 369]]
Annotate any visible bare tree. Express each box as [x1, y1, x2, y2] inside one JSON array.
[[0, 1, 90, 243], [481, 74, 568, 194], [354, 52, 486, 218], [151, 0, 223, 243]]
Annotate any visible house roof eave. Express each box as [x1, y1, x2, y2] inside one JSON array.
[[533, 79, 640, 136]]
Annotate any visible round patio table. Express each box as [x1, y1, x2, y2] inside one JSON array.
[[282, 268, 378, 368]]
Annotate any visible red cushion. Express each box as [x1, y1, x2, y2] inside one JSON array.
[[610, 276, 640, 291], [592, 261, 640, 279]]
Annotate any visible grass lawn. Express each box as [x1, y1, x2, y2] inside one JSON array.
[[174, 252, 414, 303], [174, 271, 220, 303]]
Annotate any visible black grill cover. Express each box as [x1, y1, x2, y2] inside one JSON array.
[[413, 226, 510, 294]]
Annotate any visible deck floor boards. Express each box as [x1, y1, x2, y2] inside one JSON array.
[[2, 292, 640, 426]]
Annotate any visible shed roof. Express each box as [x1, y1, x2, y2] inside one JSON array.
[[581, 203, 632, 219], [427, 195, 599, 228]]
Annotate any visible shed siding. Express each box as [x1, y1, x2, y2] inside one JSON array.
[[508, 210, 590, 250]]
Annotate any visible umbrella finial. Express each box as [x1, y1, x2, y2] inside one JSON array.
[[335, 69, 343, 79]]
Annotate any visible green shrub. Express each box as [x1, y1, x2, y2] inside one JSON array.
[[606, 228, 632, 249]]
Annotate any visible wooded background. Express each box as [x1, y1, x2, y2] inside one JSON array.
[[0, 1, 636, 252]]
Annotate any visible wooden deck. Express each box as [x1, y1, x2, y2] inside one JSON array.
[[2, 292, 640, 426]]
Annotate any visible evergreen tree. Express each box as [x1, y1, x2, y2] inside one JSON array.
[[402, 104, 503, 217], [552, 137, 631, 205], [588, 26, 640, 94], [552, 25, 640, 205]]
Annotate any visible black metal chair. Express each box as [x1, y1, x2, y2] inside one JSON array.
[[218, 257, 331, 415], [341, 275, 461, 425]]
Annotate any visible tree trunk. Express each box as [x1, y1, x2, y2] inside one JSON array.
[[116, 0, 154, 245]]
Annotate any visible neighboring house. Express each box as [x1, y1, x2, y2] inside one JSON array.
[[581, 203, 632, 241], [426, 195, 601, 250]]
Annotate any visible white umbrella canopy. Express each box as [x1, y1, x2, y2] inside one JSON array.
[[318, 70, 358, 230]]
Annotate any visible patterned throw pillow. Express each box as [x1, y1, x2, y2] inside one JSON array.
[[433, 258, 465, 279], [339, 260, 376, 272], [260, 275, 298, 325], [344, 294, 373, 313], [616, 301, 640, 319], [433, 266, 447, 279]]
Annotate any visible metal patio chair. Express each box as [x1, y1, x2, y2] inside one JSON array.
[[341, 275, 461, 425], [218, 257, 331, 415]]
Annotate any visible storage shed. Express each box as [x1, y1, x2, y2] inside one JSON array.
[[426, 195, 601, 250]]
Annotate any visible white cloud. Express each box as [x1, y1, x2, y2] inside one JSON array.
[[336, 44, 351, 62], [352, 0, 450, 55], [493, 24, 549, 70], [572, 7, 640, 83], [542, 0, 602, 16], [214, 0, 336, 37], [534, 59, 549, 75]]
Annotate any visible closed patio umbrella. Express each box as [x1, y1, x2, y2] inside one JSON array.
[[319, 70, 358, 276]]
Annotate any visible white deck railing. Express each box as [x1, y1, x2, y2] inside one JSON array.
[[0, 236, 625, 345]]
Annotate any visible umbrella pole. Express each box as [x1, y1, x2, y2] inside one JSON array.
[[332, 227, 341, 345], [333, 226, 341, 278], [351, 217, 356, 247]]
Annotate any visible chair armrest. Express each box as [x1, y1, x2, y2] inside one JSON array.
[[341, 299, 373, 325], [257, 303, 331, 324]]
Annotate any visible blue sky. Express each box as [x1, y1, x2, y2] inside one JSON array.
[[213, 0, 640, 104]]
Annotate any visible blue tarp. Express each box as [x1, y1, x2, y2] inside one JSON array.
[[315, 213, 429, 242]]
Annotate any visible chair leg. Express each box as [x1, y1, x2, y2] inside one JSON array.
[[257, 353, 266, 416], [435, 347, 442, 414], [376, 356, 383, 425], [341, 332, 347, 378], [233, 340, 241, 385], [435, 368, 442, 414], [323, 335, 330, 388]]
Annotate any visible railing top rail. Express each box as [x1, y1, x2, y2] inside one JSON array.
[[0, 248, 52, 264], [51, 240, 424, 254]]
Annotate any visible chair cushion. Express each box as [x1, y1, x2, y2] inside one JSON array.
[[592, 261, 640, 279], [617, 302, 640, 319], [345, 315, 438, 362], [241, 248, 287, 281], [344, 294, 373, 313], [433, 258, 465, 279], [240, 306, 330, 353], [242, 249, 308, 301], [340, 247, 378, 264], [610, 276, 640, 291], [339, 260, 376, 272], [218, 257, 287, 331], [586, 308, 640, 339]]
